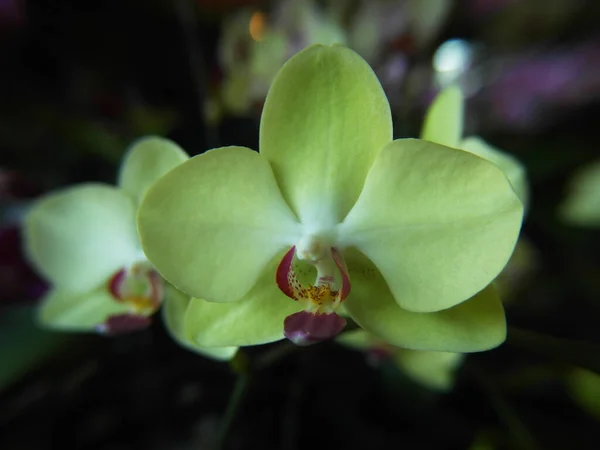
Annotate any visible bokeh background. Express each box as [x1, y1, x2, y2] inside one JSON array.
[[2, 0, 600, 449]]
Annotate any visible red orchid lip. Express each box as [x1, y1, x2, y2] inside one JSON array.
[[284, 311, 347, 346]]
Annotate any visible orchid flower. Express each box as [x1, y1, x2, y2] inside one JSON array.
[[338, 329, 465, 392], [138, 45, 523, 350], [23, 137, 235, 360]]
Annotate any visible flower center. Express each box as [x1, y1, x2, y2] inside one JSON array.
[[95, 261, 164, 335], [276, 235, 351, 345], [108, 261, 164, 315]]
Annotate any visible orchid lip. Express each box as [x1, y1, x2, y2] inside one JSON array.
[[107, 260, 164, 316], [284, 311, 347, 346], [276, 240, 351, 345], [96, 313, 152, 335]]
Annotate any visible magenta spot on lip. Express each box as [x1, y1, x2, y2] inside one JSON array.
[[284, 310, 347, 346], [96, 313, 152, 336], [108, 268, 127, 300]]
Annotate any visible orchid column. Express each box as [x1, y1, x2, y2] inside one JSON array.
[[138, 45, 523, 351]]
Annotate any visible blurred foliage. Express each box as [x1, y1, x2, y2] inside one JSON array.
[[0, 306, 67, 390]]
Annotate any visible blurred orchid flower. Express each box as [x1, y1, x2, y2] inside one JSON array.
[[24, 138, 187, 334], [216, 0, 451, 118], [218, 0, 345, 116], [23, 137, 236, 360]]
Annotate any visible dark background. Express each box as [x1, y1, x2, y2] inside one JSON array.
[[2, 1, 600, 448]]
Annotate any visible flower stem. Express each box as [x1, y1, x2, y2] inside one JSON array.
[[215, 370, 250, 450], [468, 365, 539, 450]]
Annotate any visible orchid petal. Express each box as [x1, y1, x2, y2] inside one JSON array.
[[162, 285, 237, 361], [393, 349, 465, 392], [337, 329, 464, 391], [343, 250, 507, 352], [421, 85, 463, 148], [260, 44, 392, 228], [118, 136, 188, 204], [340, 139, 523, 312], [25, 184, 140, 292], [422, 87, 529, 207], [336, 329, 373, 350], [461, 136, 529, 207], [184, 256, 303, 347], [38, 288, 130, 331], [137, 146, 301, 302]]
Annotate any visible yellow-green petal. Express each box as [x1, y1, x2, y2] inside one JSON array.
[[421, 85, 463, 148], [185, 255, 303, 347], [560, 160, 600, 227], [38, 288, 130, 331], [393, 349, 465, 392], [260, 44, 392, 227], [25, 184, 140, 292], [340, 139, 523, 312], [118, 136, 188, 204], [343, 250, 507, 352], [461, 136, 529, 207], [138, 146, 301, 302], [162, 285, 237, 361], [336, 328, 373, 350]]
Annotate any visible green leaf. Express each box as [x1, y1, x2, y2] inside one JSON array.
[[162, 285, 237, 361], [118, 136, 188, 204], [340, 139, 523, 312], [260, 44, 392, 228], [137, 146, 301, 302], [184, 255, 302, 347], [343, 249, 507, 352], [421, 85, 463, 148], [25, 184, 140, 292], [39, 287, 130, 331]]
